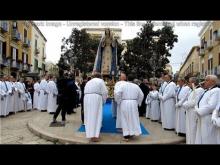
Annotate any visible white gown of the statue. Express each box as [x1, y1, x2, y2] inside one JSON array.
[[101, 38, 113, 75]]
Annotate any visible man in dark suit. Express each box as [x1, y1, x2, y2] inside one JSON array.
[[52, 70, 69, 125], [138, 79, 150, 116], [80, 75, 91, 125], [66, 73, 78, 115]]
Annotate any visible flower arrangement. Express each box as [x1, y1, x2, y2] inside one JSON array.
[[106, 80, 115, 98]]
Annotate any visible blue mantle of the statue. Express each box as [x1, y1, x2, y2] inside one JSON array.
[[93, 39, 117, 77]]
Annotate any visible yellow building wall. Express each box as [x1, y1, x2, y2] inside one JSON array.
[[179, 47, 200, 77], [27, 22, 32, 65], [200, 21, 220, 75]]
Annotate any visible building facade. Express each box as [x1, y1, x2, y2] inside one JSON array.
[[179, 46, 200, 78], [199, 21, 220, 79], [30, 22, 47, 77], [0, 21, 32, 79], [46, 61, 59, 77]]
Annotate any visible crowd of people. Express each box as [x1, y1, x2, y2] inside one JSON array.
[[1, 70, 220, 144], [82, 71, 220, 144], [0, 72, 81, 119], [0, 75, 33, 116], [135, 73, 220, 144]]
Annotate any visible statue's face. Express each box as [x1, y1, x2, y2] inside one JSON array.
[[105, 29, 110, 36]]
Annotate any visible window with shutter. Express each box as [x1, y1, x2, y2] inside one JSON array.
[[0, 41, 2, 57], [2, 42, 6, 58], [24, 53, 27, 64], [16, 49, 18, 61], [12, 47, 16, 60], [26, 54, 28, 64]]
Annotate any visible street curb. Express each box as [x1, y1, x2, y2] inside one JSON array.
[[27, 121, 185, 144], [27, 122, 87, 144]]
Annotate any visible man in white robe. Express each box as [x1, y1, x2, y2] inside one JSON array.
[[0, 75, 8, 117], [24, 90, 33, 111], [145, 93, 152, 119], [16, 78, 26, 111], [84, 72, 108, 142], [159, 74, 176, 130], [38, 75, 49, 112], [175, 78, 191, 136], [148, 84, 160, 121], [12, 77, 19, 113], [182, 77, 204, 144], [33, 79, 40, 110], [158, 74, 168, 124], [114, 72, 127, 131], [211, 103, 220, 144], [47, 75, 58, 113], [6, 76, 15, 114], [115, 74, 144, 141], [10, 76, 19, 113], [195, 75, 220, 144]]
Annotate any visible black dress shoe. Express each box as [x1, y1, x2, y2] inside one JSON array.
[[178, 133, 186, 137], [164, 128, 175, 131]]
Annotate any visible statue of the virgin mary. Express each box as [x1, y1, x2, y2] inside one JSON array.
[[93, 28, 117, 78]]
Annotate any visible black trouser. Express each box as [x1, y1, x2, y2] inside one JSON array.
[[53, 103, 67, 121], [138, 103, 146, 116], [80, 99, 84, 124]]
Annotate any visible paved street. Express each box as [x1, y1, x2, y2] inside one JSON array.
[[0, 110, 54, 144]]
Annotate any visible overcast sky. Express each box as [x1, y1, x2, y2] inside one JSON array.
[[35, 21, 206, 73]]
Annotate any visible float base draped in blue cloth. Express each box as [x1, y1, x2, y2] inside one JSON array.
[[78, 101, 149, 136]]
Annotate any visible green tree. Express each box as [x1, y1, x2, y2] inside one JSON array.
[[123, 21, 178, 79], [59, 28, 100, 75]]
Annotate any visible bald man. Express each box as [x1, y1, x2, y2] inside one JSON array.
[[114, 72, 127, 131], [195, 75, 220, 144]]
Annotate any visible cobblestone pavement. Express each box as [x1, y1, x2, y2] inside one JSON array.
[[0, 110, 55, 144]]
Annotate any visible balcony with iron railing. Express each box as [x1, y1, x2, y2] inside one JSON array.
[[23, 38, 31, 47], [214, 29, 220, 41], [35, 47, 40, 55], [199, 47, 205, 57], [11, 60, 20, 69], [207, 40, 213, 51], [22, 63, 30, 72], [12, 29, 22, 41], [43, 53, 46, 59], [0, 21, 9, 33], [0, 54, 9, 67]]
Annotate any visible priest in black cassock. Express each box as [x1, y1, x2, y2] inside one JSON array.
[[138, 79, 150, 116]]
